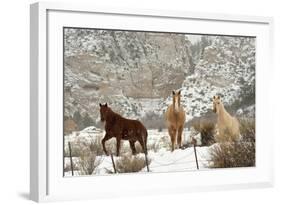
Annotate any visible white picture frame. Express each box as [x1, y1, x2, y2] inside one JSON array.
[[30, 1, 274, 202]]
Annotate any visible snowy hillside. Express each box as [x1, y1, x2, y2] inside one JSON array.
[[64, 28, 194, 121], [64, 29, 255, 123], [159, 36, 255, 118]]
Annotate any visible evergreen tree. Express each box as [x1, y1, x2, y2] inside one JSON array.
[[200, 36, 211, 59]]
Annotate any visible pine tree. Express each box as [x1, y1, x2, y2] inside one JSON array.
[[200, 36, 212, 59]]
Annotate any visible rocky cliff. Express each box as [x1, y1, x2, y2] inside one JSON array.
[[64, 28, 255, 124], [64, 28, 194, 120]]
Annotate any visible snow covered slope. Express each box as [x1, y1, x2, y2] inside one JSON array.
[[64, 29, 255, 124]]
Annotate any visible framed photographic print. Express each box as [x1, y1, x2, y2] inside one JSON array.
[[30, 2, 274, 202]]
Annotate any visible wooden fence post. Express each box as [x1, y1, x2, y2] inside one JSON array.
[[110, 154, 117, 174], [192, 138, 199, 170], [68, 141, 74, 176]]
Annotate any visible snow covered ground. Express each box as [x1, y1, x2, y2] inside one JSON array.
[[64, 127, 213, 176]]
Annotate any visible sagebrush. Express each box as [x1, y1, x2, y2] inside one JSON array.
[[77, 142, 103, 175], [209, 118, 255, 168], [65, 134, 105, 157], [108, 154, 151, 173], [189, 114, 216, 146]]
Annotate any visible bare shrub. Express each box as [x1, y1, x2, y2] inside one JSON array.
[[114, 141, 143, 155], [63, 159, 79, 172], [110, 154, 151, 173], [141, 112, 165, 130], [209, 141, 255, 168], [189, 114, 216, 146], [65, 134, 105, 157], [77, 142, 103, 175], [99, 139, 140, 156], [64, 134, 105, 175], [78, 153, 103, 175], [239, 117, 255, 142], [147, 135, 170, 152], [209, 118, 255, 168], [88, 135, 105, 156]]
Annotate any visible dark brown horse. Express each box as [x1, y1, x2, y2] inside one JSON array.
[[99, 103, 148, 156]]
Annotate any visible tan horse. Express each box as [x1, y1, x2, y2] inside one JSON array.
[[165, 90, 186, 151], [213, 95, 240, 142]]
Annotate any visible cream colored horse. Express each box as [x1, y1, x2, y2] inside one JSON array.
[[213, 95, 240, 142], [165, 90, 186, 151]]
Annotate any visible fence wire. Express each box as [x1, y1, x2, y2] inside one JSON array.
[[148, 146, 211, 170], [64, 141, 213, 175]]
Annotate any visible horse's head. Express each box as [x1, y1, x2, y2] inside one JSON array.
[[212, 95, 222, 113], [172, 90, 181, 111], [99, 103, 109, 122]]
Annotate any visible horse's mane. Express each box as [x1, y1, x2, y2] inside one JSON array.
[[105, 107, 125, 121], [217, 101, 231, 118]]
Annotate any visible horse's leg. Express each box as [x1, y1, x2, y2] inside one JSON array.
[[116, 136, 121, 156], [102, 133, 112, 156], [168, 126, 176, 152], [143, 130, 148, 155], [177, 125, 184, 149], [138, 138, 146, 154], [129, 140, 137, 155], [137, 129, 148, 154]]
